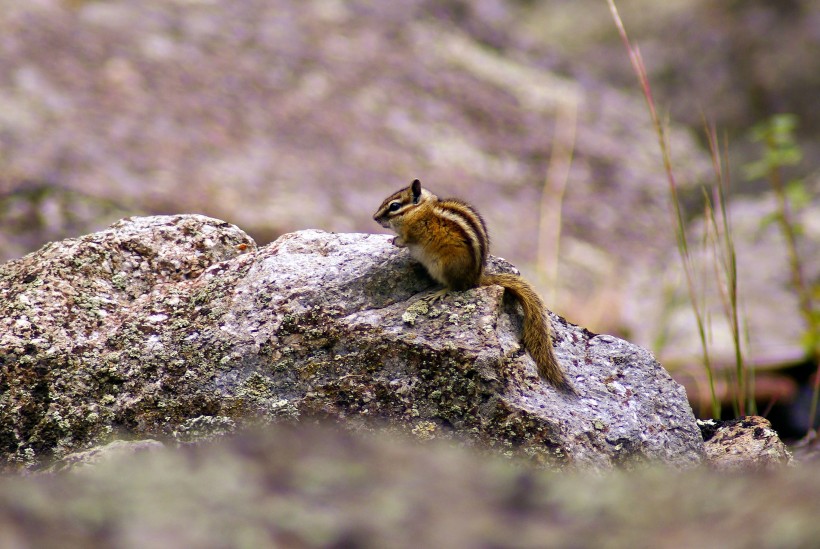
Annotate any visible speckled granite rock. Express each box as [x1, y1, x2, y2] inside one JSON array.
[[0, 215, 704, 470]]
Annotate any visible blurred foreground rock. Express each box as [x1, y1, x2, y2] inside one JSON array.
[[1, 215, 704, 470], [0, 424, 817, 549]]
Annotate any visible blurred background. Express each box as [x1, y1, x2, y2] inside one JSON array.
[[1, 0, 818, 433]]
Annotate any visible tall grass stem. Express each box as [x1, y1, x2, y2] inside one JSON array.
[[606, 0, 721, 418]]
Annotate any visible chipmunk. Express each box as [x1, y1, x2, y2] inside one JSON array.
[[373, 179, 572, 391]]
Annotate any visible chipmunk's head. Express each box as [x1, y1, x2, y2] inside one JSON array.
[[373, 179, 436, 229]]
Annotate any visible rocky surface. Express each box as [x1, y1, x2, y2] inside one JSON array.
[[700, 416, 793, 471], [0, 215, 704, 470], [0, 424, 816, 549]]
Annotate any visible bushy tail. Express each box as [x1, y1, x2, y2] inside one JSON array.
[[481, 273, 573, 392]]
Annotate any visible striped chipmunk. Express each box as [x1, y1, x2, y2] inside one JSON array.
[[373, 179, 572, 391]]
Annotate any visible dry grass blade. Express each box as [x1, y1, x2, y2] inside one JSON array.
[[606, 0, 720, 418], [537, 97, 578, 306]]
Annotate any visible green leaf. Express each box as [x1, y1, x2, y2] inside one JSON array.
[[758, 211, 780, 231], [786, 180, 811, 210], [743, 159, 768, 181], [799, 330, 820, 356]]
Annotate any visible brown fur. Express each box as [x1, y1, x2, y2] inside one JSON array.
[[374, 180, 572, 391]]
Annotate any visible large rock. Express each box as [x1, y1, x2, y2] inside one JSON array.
[[0, 215, 704, 470]]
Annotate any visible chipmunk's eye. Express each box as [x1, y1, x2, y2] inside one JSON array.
[[388, 201, 401, 212]]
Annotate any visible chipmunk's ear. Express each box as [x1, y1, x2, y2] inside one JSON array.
[[411, 179, 422, 203]]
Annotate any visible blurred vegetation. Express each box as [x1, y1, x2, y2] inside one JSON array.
[[599, 0, 820, 427], [746, 114, 819, 431]]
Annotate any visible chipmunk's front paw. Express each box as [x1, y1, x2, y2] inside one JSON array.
[[421, 288, 449, 304]]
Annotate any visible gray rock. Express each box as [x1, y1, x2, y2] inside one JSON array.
[[0, 215, 704, 470]]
